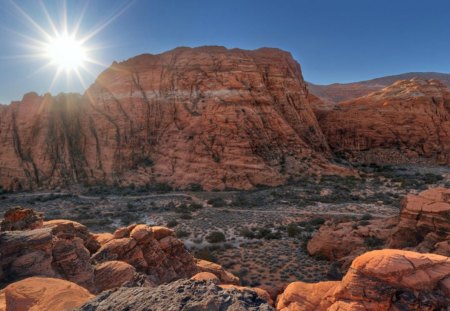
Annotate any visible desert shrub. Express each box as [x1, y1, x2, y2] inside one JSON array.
[[194, 248, 217, 262], [364, 236, 384, 248], [189, 183, 203, 191], [206, 231, 226, 243], [179, 213, 193, 220], [166, 219, 179, 228], [175, 229, 190, 238], [309, 217, 326, 226], [189, 203, 204, 210], [287, 223, 300, 237], [207, 197, 226, 207], [239, 228, 255, 239], [360, 213, 372, 221], [359, 220, 370, 226]]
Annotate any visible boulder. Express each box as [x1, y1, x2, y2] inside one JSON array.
[[0, 207, 43, 231], [93, 261, 137, 293], [196, 259, 240, 285], [2, 277, 93, 311], [278, 249, 450, 310]]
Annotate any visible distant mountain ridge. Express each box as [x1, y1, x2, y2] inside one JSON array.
[[307, 72, 450, 104]]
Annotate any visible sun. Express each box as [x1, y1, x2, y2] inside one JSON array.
[[45, 34, 87, 72], [8, 1, 134, 91]]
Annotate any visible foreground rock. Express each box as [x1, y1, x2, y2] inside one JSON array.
[[307, 187, 450, 267], [319, 78, 450, 165], [0, 277, 93, 311], [0, 46, 351, 191], [0, 208, 223, 293], [0, 220, 98, 289], [91, 224, 198, 285], [278, 249, 450, 310], [78, 279, 274, 311]]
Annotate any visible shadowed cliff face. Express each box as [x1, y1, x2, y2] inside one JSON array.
[[0, 46, 344, 191], [319, 78, 450, 165]]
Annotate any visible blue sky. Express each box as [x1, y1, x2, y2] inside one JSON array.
[[1, 0, 450, 104]]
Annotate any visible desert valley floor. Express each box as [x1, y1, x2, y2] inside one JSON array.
[[2, 163, 448, 290]]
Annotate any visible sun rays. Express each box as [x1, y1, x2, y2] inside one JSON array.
[[7, 0, 134, 91]]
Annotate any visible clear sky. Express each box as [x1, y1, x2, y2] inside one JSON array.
[[1, 0, 450, 104]]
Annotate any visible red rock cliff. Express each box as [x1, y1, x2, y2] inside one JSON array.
[[0, 46, 344, 191], [319, 78, 450, 165]]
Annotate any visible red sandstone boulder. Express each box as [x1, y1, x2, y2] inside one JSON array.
[[278, 249, 450, 310], [0, 207, 43, 231], [1, 277, 93, 311], [276, 281, 338, 311], [195, 259, 240, 285], [93, 261, 137, 293], [92, 224, 198, 284]]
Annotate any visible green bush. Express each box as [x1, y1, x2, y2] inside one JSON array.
[[175, 229, 190, 238], [364, 236, 384, 248], [287, 223, 300, 237], [166, 219, 179, 228], [207, 197, 226, 207], [206, 231, 226, 243]]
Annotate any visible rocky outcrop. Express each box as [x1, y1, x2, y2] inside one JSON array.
[[307, 188, 450, 267], [277, 249, 450, 310], [319, 79, 450, 165], [0, 277, 93, 311], [195, 259, 240, 285], [91, 224, 198, 285], [0, 207, 43, 231], [78, 279, 274, 311], [0, 208, 213, 293], [388, 187, 450, 255], [0, 46, 351, 191], [307, 217, 395, 266]]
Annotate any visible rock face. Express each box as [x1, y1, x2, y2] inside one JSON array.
[[277, 249, 450, 311], [319, 79, 450, 165], [0, 46, 350, 191], [389, 187, 450, 255], [78, 279, 274, 311], [0, 277, 93, 311]]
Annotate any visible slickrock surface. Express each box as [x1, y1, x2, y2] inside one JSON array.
[[77, 279, 274, 311], [319, 79, 450, 165], [277, 249, 450, 310], [0, 277, 93, 311], [0, 46, 350, 191]]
